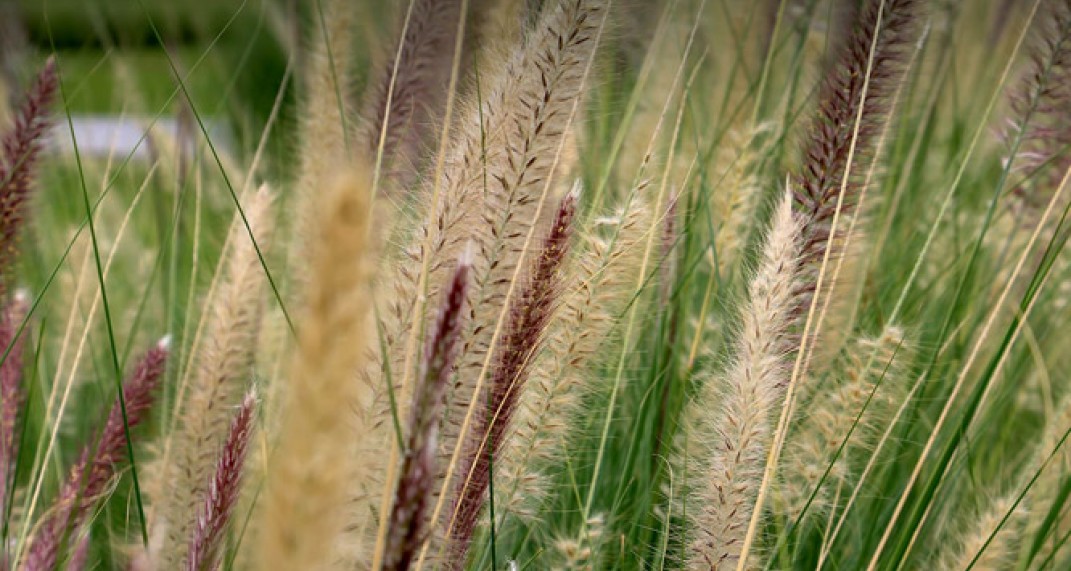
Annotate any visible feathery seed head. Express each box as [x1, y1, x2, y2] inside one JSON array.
[[384, 256, 472, 571], [360, 0, 465, 191], [150, 184, 275, 569], [0, 292, 29, 556], [289, 0, 358, 283], [0, 57, 58, 294], [24, 341, 169, 571], [257, 167, 377, 571], [684, 189, 801, 570], [936, 495, 1021, 571], [710, 125, 772, 278], [186, 390, 257, 571], [792, 0, 919, 270], [447, 189, 578, 568], [778, 325, 912, 522], [1005, 0, 1071, 224], [495, 189, 652, 523]]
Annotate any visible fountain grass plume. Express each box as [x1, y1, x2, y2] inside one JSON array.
[[185, 390, 257, 571], [728, 2, 921, 565], [792, 0, 918, 275], [685, 189, 801, 570], [0, 291, 28, 564], [711, 126, 772, 278], [494, 191, 650, 522], [930, 394, 1071, 569], [438, 0, 606, 516], [24, 338, 170, 571], [778, 326, 910, 523], [360, 0, 465, 192], [368, 1, 604, 560], [149, 184, 274, 570], [383, 255, 472, 571], [290, 0, 357, 277], [936, 495, 1022, 571], [446, 189, 577, 569], [256, 168, 377, 571], [66, 527, 89, 571], [1006, 0, 1071, 223], [0, 57, 58, 295]]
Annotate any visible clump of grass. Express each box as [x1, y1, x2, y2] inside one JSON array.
[[65, 529, 89, 571], [681, 7, 921, 562], [12, 1, 1071, 570], [439, 0, 607, 463], [368, 0, 607, 562]]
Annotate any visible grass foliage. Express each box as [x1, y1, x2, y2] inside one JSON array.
[[2, 0, 1071, 569]]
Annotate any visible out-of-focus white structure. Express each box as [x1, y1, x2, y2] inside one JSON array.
[[49, 115, 231, 161]]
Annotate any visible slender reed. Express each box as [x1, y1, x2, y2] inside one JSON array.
[[23, 339, 170, 571], [185, 390, 257, 571], [256, 169, 376, 571], [447, 189, 577, 569], [383, 255, 471, 571]]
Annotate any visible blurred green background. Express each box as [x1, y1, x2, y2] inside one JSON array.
[[3, 0, 297, 171]]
